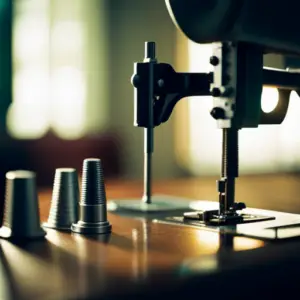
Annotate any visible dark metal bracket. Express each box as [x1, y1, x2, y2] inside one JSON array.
[[132, 60, 297, 129], [132, 63, 212, 127]]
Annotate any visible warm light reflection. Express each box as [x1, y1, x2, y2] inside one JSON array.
[[131, 221, 149, 281], [261, 87, 279, 113], [0, 247, 12, 299], [0, 240, 59, 288], [132, 229, 139, 280], [190, 200, 219, 211], [184, 256, 218, 273], [195, 226, 264, 252], [46, 231, 79, 256], [194, 230, 219, 254], [179, 232, 264, 275], [234, 236, 265, 251]]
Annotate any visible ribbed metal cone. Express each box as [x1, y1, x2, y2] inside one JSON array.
[[81, 158, 106, 205], [0, 170, 46, 240], [71, 158, 111, 234], [43, 168, 79, 231]]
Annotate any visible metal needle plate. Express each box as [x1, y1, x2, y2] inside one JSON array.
[[153, 201, 300, 240]]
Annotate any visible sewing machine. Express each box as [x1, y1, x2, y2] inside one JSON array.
[[2, 1, 300, 299], [109, 0, 300, 240]]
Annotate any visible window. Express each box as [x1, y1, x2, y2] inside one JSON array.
[[7, 0, 108, 140]]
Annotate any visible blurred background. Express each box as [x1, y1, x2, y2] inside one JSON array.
[[0, 0, 300, 194]]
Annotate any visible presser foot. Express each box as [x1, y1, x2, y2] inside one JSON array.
[[183, 209, 275, 226]]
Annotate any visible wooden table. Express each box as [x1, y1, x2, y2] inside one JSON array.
[[2, 175, 300, 299]]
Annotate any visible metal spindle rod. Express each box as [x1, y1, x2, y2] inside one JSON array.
[[221, 128, 239, 212], [142, 42, 156, 204], [142, 128, 153, 204]]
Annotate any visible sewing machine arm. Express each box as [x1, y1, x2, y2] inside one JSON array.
[[131, 43, 300, 128], [131, 63, 211, 127]]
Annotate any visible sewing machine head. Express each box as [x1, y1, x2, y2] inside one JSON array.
[[130, 0, 300, 225], [165, 0, 300, 56], [164, 0, 300, 128]]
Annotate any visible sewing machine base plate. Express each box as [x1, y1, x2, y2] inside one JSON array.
[[107, 194, 195, 213], [108, 197, 300, 240], [154, 209, 300, 241], [156, 214, 275, 231], [183, 211, 275, 225]]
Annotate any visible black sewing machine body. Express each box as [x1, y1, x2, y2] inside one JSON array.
[[166, 0, 300, 56], [118, 0, 300, 234]]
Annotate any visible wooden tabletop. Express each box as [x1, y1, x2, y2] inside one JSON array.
[[2, 175, 300, 299]]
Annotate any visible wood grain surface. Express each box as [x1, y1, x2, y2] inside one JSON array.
[[1, 175, 300, 299]]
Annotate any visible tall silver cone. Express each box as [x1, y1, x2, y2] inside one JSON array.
[[71, 158, 112, 234], [0, 170, 46, 240], [43, 168, 79, 231]]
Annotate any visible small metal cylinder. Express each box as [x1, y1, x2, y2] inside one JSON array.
[[222, 129, 239, 178], [81, 158, 106, 205], [145, 41, 156, 60], [71, 159, 111, 235], [79, 204, 107, 223], [0, 170, 46, 240], [221, 129, 239, 211], [43, 168, 79, 231]]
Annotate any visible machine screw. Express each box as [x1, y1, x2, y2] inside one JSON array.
[[210, 107, 226, 120], [131, 74, 140, 87], [157, 79, 165, 88], [209, 56, 219, 66], [211, 87, 221, 97]]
